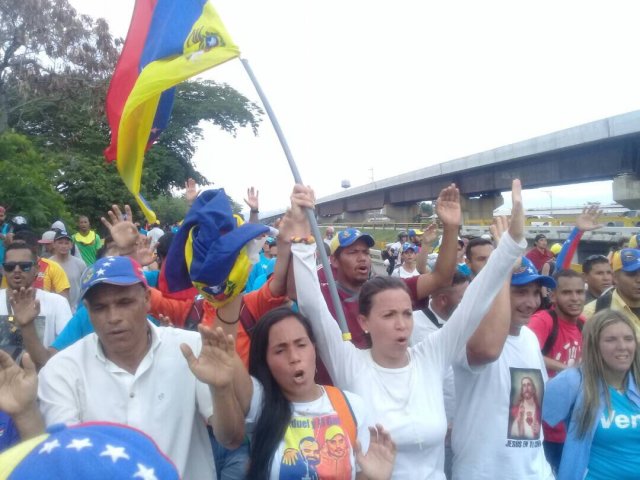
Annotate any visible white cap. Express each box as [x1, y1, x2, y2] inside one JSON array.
[[38, 230, 56, 244], [51, 220, 66, 231]]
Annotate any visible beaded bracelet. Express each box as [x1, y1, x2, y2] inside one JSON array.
[[290, 235, 315, 245], [216, 310, 240, 325]]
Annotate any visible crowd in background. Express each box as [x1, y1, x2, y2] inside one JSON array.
[[0, 179, 638, 480]]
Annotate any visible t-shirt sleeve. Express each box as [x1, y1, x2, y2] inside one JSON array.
[[52, 294, 72, 341], [527, 310, 553, 349], [50, 308, 89, 351], [148, 288, 192, 328], [292, 243, 360, 388], [244, 276, 288, 320], [542, 368, 581, 428], [48, 262, 71, 293], [245, 376, 264, 427], [419, 233, 526, 372], [344, 391, 371, 457]]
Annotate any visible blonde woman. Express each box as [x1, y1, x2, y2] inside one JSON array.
[[543, 309, 640, 480]]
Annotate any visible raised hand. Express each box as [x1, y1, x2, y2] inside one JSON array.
[[100, 204, 139, 254], [0, 350, 38, 416], [185, 178, 200, 206], [244, 187, 260, 212], [9, 287, 40, 328], [355, 424, 397, 480], [576, 205, 603, 232], [181, 325, 236, 389], [489, 216, 508, 245], [158, 314, 174, 328], [421, 223, 438, 246], [133, 234, 155, 267], [278, 185, 315, 241], [507, 179, 524, 242], [435, 184, 462, 227]]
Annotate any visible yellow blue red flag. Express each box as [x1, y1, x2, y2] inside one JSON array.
[[104, 0, 239, 222]]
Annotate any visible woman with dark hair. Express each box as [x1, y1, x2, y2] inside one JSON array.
[[183, 308, 397, 480], [289, 182, 527, 479], [542, 309, 640, 480]]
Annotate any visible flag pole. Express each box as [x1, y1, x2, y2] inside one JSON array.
[[240, 57, 351, 341]]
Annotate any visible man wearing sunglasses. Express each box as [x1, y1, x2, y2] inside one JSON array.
[[0, 242, 71, 366]]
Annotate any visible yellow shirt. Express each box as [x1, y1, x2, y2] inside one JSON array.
[[583, 289, 640, 337]]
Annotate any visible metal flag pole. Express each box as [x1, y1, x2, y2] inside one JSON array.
[[240, 57, 351, 341]]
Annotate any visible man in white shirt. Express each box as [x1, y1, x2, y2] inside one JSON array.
[[37, 256, 218, 479], [452, 256, 556, 480], [146, 221, 165, 250], [0, 242, 71, 367]]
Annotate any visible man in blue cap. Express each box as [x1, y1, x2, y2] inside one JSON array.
[[452, 256, 556, 480], [37, 255, 247, 479], [583, 247, 640, 335]]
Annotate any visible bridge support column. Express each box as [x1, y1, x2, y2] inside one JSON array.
[[613, 173, 640, 210], [382, 204, 420, 223], [341, 211, 369, 224], [461, 192, 504, 224]]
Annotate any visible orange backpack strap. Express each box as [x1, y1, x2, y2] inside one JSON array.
[[324, 385, 357, 447]]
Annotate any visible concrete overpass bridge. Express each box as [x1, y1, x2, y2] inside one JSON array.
[[312, 110, 640, 224]]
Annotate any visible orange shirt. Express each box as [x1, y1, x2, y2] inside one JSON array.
[[148, 277, 287, 366]]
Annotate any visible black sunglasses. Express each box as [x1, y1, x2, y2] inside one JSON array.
[[3, 261, 35, 273]]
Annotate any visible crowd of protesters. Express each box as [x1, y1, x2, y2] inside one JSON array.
[[0, 179, 638, 480]]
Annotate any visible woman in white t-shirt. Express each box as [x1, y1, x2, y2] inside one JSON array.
[[391, 243, 420, 279], [184, 307, 397, 480], [288, 182, 526, 479]]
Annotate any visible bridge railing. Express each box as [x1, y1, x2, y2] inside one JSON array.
[[323, 223, 639, 244]]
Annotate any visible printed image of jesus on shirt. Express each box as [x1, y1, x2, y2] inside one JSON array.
[[508, 368, 544, 440]]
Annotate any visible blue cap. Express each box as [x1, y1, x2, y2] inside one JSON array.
[[613, 248, 640, 273], [80, 256, 148, 299], [330, 228, 375, 255], [402, 242, 418, 253], [511, 257, 556, 288], [2, 422, 179, 479]]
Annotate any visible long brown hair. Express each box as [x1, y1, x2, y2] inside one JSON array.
[[576, 309, 640, 437]]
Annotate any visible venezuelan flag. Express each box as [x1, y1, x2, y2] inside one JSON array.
[[104, 0, 239, 223]]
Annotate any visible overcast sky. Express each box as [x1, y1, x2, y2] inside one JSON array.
[[70, 0, 640, 214]]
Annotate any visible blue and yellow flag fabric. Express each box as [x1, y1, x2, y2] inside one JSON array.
[[104, 0, 239, 222], [165, 189, 269, 307]]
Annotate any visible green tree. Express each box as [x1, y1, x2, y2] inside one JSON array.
[[0, 132, 71, 230], [0, 0, 119, 133], [141, 80, 262, 196], [148, 195, 189, 227], [420, 201, 434, 216], [2, 0, 263, 224]]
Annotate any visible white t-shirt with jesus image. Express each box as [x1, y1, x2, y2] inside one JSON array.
[[452, 326, 553, 480], [246, 377, 372, 480]]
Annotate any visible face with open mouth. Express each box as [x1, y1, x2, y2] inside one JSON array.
[[360, 287, 413, 368], [599, 321, 637, 376], [332, 239, 372, 288], [266, 315, 318, 402]]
